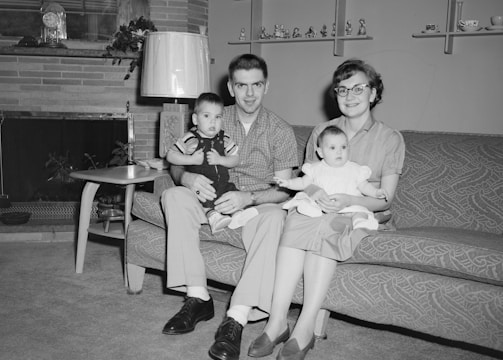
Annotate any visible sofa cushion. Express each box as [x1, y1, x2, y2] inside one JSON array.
[[349, 227, 503, 285], [392, 131, 503, 234]]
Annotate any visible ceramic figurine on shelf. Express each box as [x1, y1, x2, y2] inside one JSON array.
[[305, 26, 317, 38], [259, 26, 270, 39], [292, 27, 302, 38], [284, 28, 291, 39], [358, 18, 367, 36], [239, 27, 246, 41], [331, 22, 337, 36], [320, 24, 328, 37], [273, 24, 281, 39], [345, 20, 352, 35]]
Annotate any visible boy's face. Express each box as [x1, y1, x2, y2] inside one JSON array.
[[316, 133, 349, 167], [192, 101, 224, 138]]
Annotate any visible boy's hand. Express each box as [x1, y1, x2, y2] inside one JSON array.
[[206, 149, 222, 165], [191, 149, 204, 165], [273, 176, 290, 188]]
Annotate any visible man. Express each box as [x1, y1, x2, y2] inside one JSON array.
[[161, 53, 299, 360]]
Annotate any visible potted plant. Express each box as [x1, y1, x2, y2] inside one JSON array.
[[104, 16, 157, 80]]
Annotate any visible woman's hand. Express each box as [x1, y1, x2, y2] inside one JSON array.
[[317, 193, 352, 213], [214, 191, 247, 214], [181, 172, 216, 203]]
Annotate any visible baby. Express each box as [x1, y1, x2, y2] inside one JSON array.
[[275, 125, 387, 230]]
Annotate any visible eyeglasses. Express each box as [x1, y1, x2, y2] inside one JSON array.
[[334, 83, 370, 97]]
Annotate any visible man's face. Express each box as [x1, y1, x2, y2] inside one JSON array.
[[227, 69, 269, 116]]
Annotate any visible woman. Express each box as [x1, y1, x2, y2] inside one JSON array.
[[247, 59, 406, 360]]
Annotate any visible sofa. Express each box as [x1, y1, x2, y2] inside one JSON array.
[[126, 125, 503, 353]]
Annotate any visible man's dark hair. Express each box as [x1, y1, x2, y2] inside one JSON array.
[[228, 53, 268, 81]]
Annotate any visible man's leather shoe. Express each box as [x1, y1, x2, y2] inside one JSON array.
[[248, 326, 290, 357], [162, 296, 214, 335], [276, 335, 315, 360], [208, 317, 243, 360]]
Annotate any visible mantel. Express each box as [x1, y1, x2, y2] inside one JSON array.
[[0, 46, 139, 59], [1, 111, 128, 121]]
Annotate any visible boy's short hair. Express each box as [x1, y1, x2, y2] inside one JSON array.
[[317, 125, 347, 147], [194, 92, 224, 113]]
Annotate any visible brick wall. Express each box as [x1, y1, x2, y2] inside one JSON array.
[[0, 0, 208, 161]]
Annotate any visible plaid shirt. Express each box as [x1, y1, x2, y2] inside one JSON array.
[[222, 105, 298, 191]]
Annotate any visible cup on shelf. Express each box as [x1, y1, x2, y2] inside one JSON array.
[[424, 24, 438, 32], [490, 15, 503, 26]]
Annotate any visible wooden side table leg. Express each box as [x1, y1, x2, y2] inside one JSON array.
[[123, 183, 135, 287], [75, 181, 100, 273]]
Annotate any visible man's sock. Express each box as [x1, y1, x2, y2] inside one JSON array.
[[226, 305, 251, 327], [186, 286, 211, 301]]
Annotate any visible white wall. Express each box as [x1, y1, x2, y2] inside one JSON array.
[[209, 0, 503, 134]]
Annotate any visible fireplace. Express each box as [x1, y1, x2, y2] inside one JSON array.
[[1, 111, 128, 202]]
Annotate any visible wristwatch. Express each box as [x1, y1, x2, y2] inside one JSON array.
[[250, 192, 258, 206]]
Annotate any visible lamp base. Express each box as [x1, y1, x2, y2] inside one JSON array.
[[0, 194, 11, 208], [159, 103, 191, 158]]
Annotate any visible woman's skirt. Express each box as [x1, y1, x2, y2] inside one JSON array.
[[280, 209, 369, 261]]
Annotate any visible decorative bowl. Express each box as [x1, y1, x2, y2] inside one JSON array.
[[460, 25, 482, 32], [0, 211, 31, 225]]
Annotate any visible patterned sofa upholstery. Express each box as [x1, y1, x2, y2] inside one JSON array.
[[126, 127, 503, 352]]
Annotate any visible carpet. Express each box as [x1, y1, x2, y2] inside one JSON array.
[[0, 237, 500, 360]]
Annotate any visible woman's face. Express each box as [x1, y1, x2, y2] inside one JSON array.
[[335, 71, 376, 119]]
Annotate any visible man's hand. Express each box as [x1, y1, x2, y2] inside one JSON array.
[[181, 171, 216, 202], [214, 191, 249, 215], [206, 149, 222, 165]]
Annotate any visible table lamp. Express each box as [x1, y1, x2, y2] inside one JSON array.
[[141, 31, 211, 158]]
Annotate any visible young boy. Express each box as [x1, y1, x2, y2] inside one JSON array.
[[167, 92, 239, 233]]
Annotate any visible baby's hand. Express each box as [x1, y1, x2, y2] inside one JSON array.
[[376, 188, 389, 202], [273, 176, 290, 188], [191, 149, 204, 165], [206, 149, 221, 165]]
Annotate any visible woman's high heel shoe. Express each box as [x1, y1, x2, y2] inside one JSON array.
[[248, 326, 290, 358], [276, 335, 315, 360]]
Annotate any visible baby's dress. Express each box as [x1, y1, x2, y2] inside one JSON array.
[[280, 161, 373, 261]]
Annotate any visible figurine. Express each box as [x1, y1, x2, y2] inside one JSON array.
[[305, 26, 317, 38], [320, 24, 328, 37], [284, 28, 291, 39], [259, 26, 270, 39], [345, 20, 352, 35], [358, 18, 367, 36], [331, 22, 337, 37], [239, 27, 246, 41], [273, 24, 282, 39], [292, 27, 302, 38]]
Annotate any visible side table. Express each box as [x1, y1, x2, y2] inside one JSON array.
[[70, 165, 169, 285]]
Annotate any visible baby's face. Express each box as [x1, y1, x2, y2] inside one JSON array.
[[193, 102, 224, 138], [317, 133, 349, 167]]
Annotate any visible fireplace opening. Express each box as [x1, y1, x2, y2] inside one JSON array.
[[2, 114, 128, 202]]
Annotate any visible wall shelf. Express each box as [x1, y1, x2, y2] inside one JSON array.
[[412, 0, 503, 54], [228, 0, 372, 56]]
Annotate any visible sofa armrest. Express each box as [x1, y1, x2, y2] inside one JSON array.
[[153, 174, 175, 198]]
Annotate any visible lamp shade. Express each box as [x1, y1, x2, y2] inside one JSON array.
[[141, 32, 210, 98]]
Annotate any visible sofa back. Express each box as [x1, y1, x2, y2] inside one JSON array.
[[292, 126, 503, 235]]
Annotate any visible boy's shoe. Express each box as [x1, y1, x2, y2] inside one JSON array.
[[208, 211, 232, 234], [228, 207, 259, 229]]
